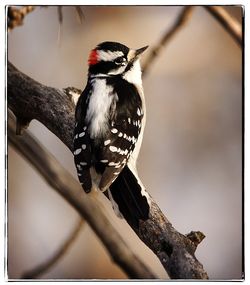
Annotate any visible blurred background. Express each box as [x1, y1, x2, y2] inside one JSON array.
[[7, 5, 242, 280]]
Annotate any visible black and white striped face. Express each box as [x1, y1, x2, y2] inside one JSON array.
[[88, 41, 148, 76]]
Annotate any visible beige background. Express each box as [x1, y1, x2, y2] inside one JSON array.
[[8, 6, 242, 279]]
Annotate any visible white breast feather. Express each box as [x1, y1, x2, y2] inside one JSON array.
[[86, 79, 115, 138]]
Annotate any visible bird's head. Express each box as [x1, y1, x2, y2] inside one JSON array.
[[87, 41, 148, 81]]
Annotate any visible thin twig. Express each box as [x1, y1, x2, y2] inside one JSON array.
[[75, 6, 85, 24], [8, 61, 208, 279], [57, 6, 63, 24], [57, 7, 63, 46], [142, 6, 194, 76], [8, 110, 156, 279], [22, 219, 84, 279], [204, 6, 242, 47]]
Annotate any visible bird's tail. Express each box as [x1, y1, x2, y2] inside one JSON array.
[[108, 165, 150, 228]]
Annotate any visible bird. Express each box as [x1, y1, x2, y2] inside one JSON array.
[[73, 41, 151, 227]]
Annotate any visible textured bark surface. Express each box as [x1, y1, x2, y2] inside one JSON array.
[[8, 62, 75, 150], [7, 61, 209, 279]]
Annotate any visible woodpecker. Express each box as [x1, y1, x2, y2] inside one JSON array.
[[74, 41, 150, 227]]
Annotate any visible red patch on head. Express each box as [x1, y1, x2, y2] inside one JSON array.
[[88, 49, 98, 65]]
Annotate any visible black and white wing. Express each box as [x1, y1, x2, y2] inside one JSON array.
[[97, 77, 144, 191], [73, 83, 93, 193]]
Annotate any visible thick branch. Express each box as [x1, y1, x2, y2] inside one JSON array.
[[7, 61, 208, 279], [142, 6, 194, 76], [8, 62, 75, 151], [204, 6, 242, 47], [8, 110, 156, 279]]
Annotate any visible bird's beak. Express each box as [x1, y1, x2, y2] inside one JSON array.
[[135, 45, 149, 57], [127, 45, 148, 62]]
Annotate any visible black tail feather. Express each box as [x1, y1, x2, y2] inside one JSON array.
[[109, 166, 150, 228]]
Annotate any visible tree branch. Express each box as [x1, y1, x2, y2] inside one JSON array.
[[7, 61, 208, 279], [8, 110, 156, 279], [142, 6, 194, 76], [204, 6, 242, 47], [8, 6, 35, 31], [21, 218, 84, 279]]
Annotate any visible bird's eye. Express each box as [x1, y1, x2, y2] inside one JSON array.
[[114, 57, 126, 65]]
